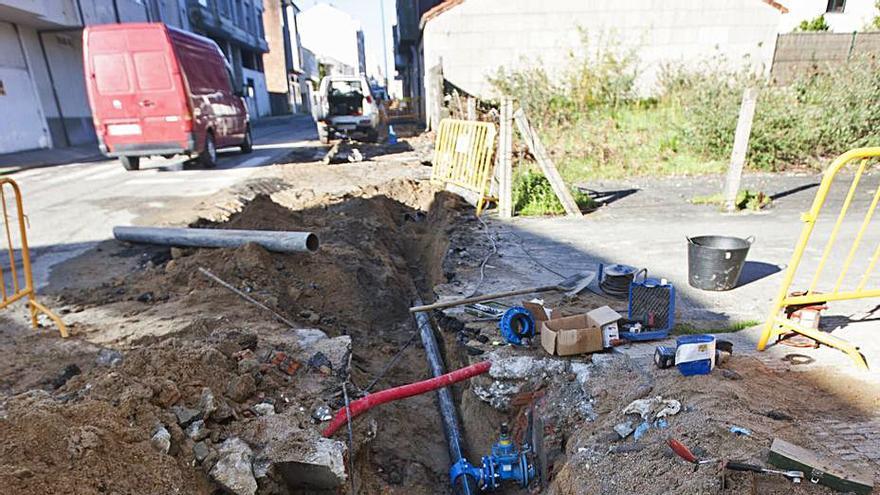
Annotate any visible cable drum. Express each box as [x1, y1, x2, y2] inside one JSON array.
[[600, 264, 640, 298]]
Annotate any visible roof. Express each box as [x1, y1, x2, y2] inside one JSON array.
[[762, 0, 789, 13], [419, 0, 788, 29], [420, 0, 465, 29]]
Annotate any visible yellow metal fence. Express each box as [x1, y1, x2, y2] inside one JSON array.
[[0, 179, 67, 337], [432, 118, 497, 215], [757, 147, 880, 369]]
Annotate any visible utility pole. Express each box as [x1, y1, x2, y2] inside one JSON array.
[[379, 0, 389, 91]]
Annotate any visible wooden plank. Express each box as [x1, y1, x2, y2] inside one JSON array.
[[513, 108, 581, 217], [723, 87, 759, 212], [498, 98, 513, 219], [466, 97, 476, 121], [768, 438, 874, 495]]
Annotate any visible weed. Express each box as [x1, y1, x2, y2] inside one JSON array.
[[512, 168, 595, 216], [691, 190, 771, 211], [673, 320, 761, 335]]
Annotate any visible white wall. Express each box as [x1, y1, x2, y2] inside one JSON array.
[[422, 0, 783, 114], [298, 4, 363, 75], [778, 0, 877, 32], [243, 67, 270, 118]]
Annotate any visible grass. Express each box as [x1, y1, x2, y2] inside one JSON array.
[[690, 190, 771, 211], [512, 167, 596, 215], [672, 320, 762, 335]]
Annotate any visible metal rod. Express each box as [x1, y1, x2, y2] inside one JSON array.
[[114, 226, 319, 253], [413, 299, 478, 495], [198, 267, 297, 327], [343, 382, 355, 495]]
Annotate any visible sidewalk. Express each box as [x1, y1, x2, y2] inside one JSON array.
[[0, 144, 105, 175]]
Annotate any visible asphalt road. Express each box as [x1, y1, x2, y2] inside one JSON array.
[[8, 114, 319, 288]]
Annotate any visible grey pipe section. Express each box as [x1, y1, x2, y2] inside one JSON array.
[[412, 300, 477, 495], [113, 226, 319, 253]]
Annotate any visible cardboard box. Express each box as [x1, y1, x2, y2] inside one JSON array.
[[541, 314, 604, 356], [522, 300, 553, 322], [587, 306, 621, 348]]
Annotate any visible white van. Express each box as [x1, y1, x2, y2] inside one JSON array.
[[313, 74, 380, 144]]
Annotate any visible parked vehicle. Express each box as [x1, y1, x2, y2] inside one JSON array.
[[313, 74, 380, 144], [83, 23, 252, 171]]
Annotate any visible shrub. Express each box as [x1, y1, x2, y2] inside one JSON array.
[[798, 15, 830, 32], [512, 169, 594, 216]]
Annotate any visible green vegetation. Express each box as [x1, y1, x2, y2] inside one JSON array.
[[512, 168, 595, 215], [673, 320, 761, 335], [489, 33, 880, 215], [691, 190, 771, 211], [797, 15, 830, 32]]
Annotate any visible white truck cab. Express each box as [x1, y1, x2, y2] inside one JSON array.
[[313, 74, 380, 144]]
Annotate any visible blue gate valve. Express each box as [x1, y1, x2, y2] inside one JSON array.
[[499, 306, 535, 346], [449, 423, 535, 491]]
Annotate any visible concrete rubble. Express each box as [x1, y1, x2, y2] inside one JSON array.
[[209, 438, 258, 495]]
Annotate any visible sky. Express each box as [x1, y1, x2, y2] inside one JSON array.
[[296, 0, 397, 86]]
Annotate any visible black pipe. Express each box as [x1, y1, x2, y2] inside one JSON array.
[[412, 301, 478, 495]]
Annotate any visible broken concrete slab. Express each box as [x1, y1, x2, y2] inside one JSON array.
[[209, 438, 257, 495], [488, 355, 568, 380], [273, 437, 347, 491], [171, 405, 201, 426]]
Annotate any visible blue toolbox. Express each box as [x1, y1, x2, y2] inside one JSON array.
[[620, 272, 676, 342]]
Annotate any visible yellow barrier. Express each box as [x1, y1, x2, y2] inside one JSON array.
[[0, 179, 67, 337], [757, 147, 880, 369], [432, 118, 497, 215]]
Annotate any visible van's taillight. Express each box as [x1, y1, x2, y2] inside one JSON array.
[[182, 112, 193, 131], [366, 95, 373, 104]]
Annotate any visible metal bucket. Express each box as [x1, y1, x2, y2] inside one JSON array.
[[687, 235, 754, 291]]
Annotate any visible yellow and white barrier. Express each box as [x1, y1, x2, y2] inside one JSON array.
[[432, 118, 497, 215]]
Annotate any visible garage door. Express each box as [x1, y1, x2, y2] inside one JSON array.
[[0, 22, 49, 153]]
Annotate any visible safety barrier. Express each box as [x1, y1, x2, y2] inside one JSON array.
[[432, 118, 497, 215], [757, 147, 880, 369], [0, 179, 67, 337]]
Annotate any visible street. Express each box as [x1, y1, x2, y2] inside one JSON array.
[[12, 114, 319, 288]]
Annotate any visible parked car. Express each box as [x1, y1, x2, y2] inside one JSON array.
[[83, 23, 252, 171], [313, 74, 380, 144]]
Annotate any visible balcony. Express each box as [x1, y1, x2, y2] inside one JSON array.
[[187, 0, 269, 52]]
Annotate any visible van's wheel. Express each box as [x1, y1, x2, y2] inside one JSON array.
[[119, 156, 140, 171], [240, 126, 253, 154], [200, 133, 217, 168]]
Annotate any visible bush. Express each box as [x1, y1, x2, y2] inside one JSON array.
[[798, 15, 830, 32], [513, 169, 594, 216]]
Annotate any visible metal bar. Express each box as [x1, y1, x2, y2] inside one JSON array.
[[198, 267, 297, 327], [782, 288, 880, 305], [857, 241, 880, 292], [834, 177, 880, 292], [772, 317, 868, 370], [113, 226, 319, 253], [1, 186, 20, 294], [413, 299, 477, 495], [808, 158, 867, 293]]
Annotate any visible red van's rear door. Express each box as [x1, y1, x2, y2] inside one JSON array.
[[85, 25, 188, 149]]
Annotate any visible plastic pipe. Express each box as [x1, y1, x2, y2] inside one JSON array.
[[321, 360, 490, 438], [113, 226, 319, 253], [414, 302, 479, 495]]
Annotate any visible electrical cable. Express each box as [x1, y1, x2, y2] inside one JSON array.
[[467, 214, 498, 297], [508, 229, 566, 278], [362, 328, 421, 393], [342, 382, 355, 495]]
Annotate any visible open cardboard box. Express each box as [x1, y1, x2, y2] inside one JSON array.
[[540, 313, 604, 356]]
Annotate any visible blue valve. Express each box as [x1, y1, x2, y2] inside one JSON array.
[[449, 423, 535, 491], [499, 306, 535, 346]]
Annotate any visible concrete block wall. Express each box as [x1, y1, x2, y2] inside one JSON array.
[[422, 0, 782, 116]]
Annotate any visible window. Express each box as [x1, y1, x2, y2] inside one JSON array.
[[826, 0, 846, 13]]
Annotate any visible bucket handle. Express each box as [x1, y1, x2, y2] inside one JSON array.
[[634, 268, 648, 283], [745, 235, 756, 245]]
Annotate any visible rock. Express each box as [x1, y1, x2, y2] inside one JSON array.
[[209, 438, 258, 495], [308, 352, 332, 372], [721, 369, 742, 380], [292, 328, 328, 348], [303, 336, 351, 378], [198, 387, 216, 420], [154, 379, 181, 408], [151, 426, 171, 454], [170, 247, 186, 259], [238, 358, 260, 375], [95, 348, 123, 367], [488, 356, 566, 380], [51, 364, 81, 389], [312, 405, 332, 422], [253, 402, 275, 416], [226, 374, 257, 403], [613, 421, 635, 439], [193, 441, 211, 463], [299, 310, 321, 323], [570, 362, 591, 386], [171, 405, 201, 426], [252, 457, 271, 479], [272, 437, 347, 490], [186, 420, 209, 441], [213, 399, 236, 423], [136, 291, 154, 303]]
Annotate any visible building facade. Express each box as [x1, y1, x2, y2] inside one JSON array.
[[393, 0, 441, 120], [0, 0, 270, 154], [778, 0, 877, 32], [262, 0, 312, 115]]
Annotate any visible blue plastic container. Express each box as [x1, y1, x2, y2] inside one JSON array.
[[675, 334, 715, 376]]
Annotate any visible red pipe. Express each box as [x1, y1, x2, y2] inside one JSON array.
[[323, 360, 491, 437]]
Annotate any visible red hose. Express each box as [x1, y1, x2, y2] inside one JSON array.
[[323, 360, 491, 437]]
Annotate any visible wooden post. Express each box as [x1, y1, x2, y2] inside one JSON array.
[[466, 97, 477, 121], [513, 108, 582, 217], [426, 64, 443, 132], [723, 87, 759, 213], [498, 98, 514, 219]]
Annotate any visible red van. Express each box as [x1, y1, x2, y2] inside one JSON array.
[[83, 23, 252, 171]]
